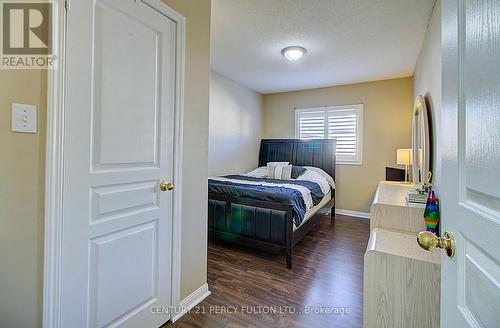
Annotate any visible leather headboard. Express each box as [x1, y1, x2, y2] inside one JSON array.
[[258, 139, 336, 180]]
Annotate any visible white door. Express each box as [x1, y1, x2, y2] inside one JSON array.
[[441, 0, 500, 327], [61, 0, 176, 326]]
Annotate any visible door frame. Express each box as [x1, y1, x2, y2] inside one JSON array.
[[42, 1, 186, 326]]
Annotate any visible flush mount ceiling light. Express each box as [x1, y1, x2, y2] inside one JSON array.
[[281, 46, 307, 61]]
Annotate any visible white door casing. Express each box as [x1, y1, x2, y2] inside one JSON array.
[[43, 0, 186, 327], [441, 0, 500, 327]]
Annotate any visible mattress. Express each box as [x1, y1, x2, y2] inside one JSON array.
[[293, 191, 332, 231]]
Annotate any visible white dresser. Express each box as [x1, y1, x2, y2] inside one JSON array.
[[363, 181, 441, 328]]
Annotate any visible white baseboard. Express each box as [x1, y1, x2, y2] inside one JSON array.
[[335, 208, 370, 219], [171, 283, 211, 322]]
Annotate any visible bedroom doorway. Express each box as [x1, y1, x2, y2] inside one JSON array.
[[43, 0, 185, 326]]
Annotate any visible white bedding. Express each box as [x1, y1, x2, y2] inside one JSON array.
[[244, 166, 268, 178], [297, 170, 330, 194], [302, 166, 336, 189], [245, 166, 335, 192], [294, 191, 332, 230], [237, 165, 335, 214], [211, 166, 334, 227]]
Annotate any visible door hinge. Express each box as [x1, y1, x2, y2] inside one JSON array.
[[65, 0, 69, 11]]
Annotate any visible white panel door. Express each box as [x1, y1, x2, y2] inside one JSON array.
[[61, 0, 176, 327], [441, 0, 500, 327]]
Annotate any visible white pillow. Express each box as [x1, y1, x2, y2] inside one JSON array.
[[266, 162, 289, 178], [269, 164, 293, 179], [267, 161, 289, 166]]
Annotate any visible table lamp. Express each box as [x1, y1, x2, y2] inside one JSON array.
[[397, 148, 412, 183]]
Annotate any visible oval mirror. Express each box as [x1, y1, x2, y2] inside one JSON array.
[[412, 95, 431, 185]]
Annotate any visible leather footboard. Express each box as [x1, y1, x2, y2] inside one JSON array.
[[208, 198, 292, 248]]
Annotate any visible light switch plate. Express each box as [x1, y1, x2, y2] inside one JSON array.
[[12, 103, 37, 133]]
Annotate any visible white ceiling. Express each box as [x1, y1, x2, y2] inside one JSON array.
[[211, 0, 436, 94]]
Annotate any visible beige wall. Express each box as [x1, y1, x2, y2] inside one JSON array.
[[263, 78, 413, 213], [0, 70, 47, 328], [209, 72, 263, 175], [0, 2, 210, 326], [162, 0, 211, 299], [413, 0, 441, 189]]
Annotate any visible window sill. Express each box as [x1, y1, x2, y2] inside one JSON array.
[[337, 161, 363, 166]]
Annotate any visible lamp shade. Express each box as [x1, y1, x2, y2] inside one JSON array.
[[397, 149, 412, 165]]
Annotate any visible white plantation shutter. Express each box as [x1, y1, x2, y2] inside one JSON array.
[[295, 105, 363, 164], [327, 108, 362, 163], [297, 110, 325, 139]]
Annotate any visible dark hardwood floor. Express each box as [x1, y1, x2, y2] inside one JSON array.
[[165, 214, 370, 328]]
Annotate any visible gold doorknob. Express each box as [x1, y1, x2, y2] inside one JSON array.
[[159, 181, 175, 191], [417, 231, 456, 258]]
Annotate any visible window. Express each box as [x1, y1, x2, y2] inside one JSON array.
[[295, 104, 363, 165]]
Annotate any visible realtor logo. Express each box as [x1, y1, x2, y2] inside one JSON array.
[[1, 1, 56, 69]]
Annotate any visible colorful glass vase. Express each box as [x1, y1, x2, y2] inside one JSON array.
[[423, 190, 439, 234]]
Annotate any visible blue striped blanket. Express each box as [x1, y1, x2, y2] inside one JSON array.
[[208, 175, 324, 226]]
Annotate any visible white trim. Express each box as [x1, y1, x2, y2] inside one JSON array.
[[335, 208, 370, 219], [142, 0, 186, 318], [140, 0, 185, 22], [42, 1, 66, 326], [171, 12, 185, 326], [295, 104, 364, 165], [42, 1, 186, 326], [171, 283, 211, 322]]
